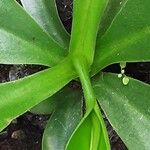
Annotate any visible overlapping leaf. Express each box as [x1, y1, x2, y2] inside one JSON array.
[[66, 104, 110, 150], [21, 0, 70, 49], [0, 0, 150, 150], [92, 0, 150, 74], [29, 0, 128, 115], [40, 88, 110, 150], [42, 87, 82, 150], [93, 73, 150, 150], [67, 0, 110, 148], [0, 0, 66, 66], [0, 59, 76, 131]]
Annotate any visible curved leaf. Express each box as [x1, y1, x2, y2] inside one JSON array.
[[0, 0, 66, 66], [93, 73, 150, 150], [42, 87, 82, 150], [21, 0, 70, 49], [93, 0, 150, 74], [0, 59, 76, 131], [66, 104, 110, 150]]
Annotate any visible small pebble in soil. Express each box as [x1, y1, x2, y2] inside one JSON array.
[[11, 130, 26, 140]]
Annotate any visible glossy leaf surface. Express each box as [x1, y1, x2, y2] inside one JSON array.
[[66, 103, 110, 150], [0, 59, 76, 131], [0, 0, 65, 66], [92, 0, 150, 73], [21, 0, 69, 49], [93, 73, 150, 150], [42, 87, 82, 150]]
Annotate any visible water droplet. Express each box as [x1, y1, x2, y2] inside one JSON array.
[[122, 76, 129, 85], [118, 74, 122, 78], [121, 69, 125, 74]]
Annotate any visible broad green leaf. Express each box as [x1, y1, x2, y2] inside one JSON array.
[[98, 0, 127, 37], [0, 0, 66, 66], [42, 87, 82, 150], [92, 0, 150, 74], [66, 104, 110, 150], [21, 0, 70, 49], [0, 59, 76, 131], [93, 73, 150, 150]]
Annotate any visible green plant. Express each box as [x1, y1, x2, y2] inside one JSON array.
[[0, 0, 150, 149]]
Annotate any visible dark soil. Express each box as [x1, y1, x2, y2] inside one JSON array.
[[0, 0, 150, 150]]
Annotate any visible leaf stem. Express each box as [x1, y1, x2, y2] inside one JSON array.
[[73, 60, 95, 112]]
